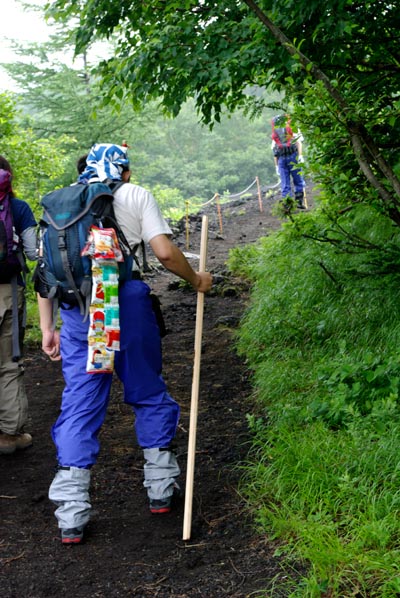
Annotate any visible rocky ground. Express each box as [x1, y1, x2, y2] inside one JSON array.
[[0, 188, 310, 597]]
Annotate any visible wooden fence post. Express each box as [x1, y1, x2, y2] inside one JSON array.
[[256, 176, 263, 212], [215, 193, 223, 235], [185, 200, 190, 250]]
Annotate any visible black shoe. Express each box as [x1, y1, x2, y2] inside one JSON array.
[[295, 192, 306, 209], [149, 483, 182, 514], [61, 526, 85, 545]]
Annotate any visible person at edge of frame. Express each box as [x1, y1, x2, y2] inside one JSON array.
[[0, 155, 37, 455]]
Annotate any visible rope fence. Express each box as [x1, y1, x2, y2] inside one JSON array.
[[183, 174, 281, 248], [222, 178, 258, 199]]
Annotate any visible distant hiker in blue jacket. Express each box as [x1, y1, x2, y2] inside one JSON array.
[[271, 114, 306, 210], [37, 143, 213, 544], [0, 156, 37, 455]]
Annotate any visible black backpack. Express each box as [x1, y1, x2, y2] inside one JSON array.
[[0, 170, 27, 284], [33, 180, 139, 319]]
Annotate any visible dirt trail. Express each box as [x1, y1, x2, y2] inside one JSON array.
[[0, 189, 302, 597]]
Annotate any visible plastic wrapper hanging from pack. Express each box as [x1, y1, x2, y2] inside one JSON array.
[[82, 227, 123, 374], [82, 226, 124, 264]]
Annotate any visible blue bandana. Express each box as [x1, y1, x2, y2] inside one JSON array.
[[78, 143, 130, 183]]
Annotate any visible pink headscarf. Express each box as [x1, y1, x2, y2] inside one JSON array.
[[0, 169, 12, 202]]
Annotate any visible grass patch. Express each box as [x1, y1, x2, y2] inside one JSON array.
[[229, 205, 400, 596]]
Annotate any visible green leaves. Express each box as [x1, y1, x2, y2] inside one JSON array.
[[315, 354, 400, 427], [38, 0, 400, 224], [0, 94, 67, 208]]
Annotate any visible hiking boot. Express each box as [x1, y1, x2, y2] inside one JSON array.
[[0, 432, 32, 455], [61, 527, 85, 545], [149, 483, 182, 514], [15, 433, 33, 450], [295, 192, 306, 209], [0, 433, 17, 454]]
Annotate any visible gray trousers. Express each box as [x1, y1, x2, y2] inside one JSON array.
[[0, 285, 28, 435], [49, 448, 180, 529]]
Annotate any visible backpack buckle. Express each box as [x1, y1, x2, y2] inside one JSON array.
[[57, 232, 66, 251]]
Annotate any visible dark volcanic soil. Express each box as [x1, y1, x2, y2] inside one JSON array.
[[0, 188, 307, 597]]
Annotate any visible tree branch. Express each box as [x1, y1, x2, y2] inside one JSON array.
[[241, 0, 400, 210]]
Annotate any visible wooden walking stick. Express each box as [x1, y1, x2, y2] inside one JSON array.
[[182, 214, 209, 541]]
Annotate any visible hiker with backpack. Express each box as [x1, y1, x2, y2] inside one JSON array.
[[35, 143, 212, 544], [271, 114, 306, 210], [0, 156, 37, 455]]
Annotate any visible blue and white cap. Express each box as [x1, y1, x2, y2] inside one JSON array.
[[78, 143, 130, 183]]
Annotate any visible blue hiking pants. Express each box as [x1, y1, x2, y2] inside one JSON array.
[[52, 280, 180, 468], [278, 152, 305, 198]]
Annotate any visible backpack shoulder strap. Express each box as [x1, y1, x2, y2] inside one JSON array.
[[107, 180, 125, 193], [10, 276, 21, 361], [57, 228, 86, 315], [106, 181, 149, 272]]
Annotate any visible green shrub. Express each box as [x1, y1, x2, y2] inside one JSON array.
[[229, 205, 400, 596]]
